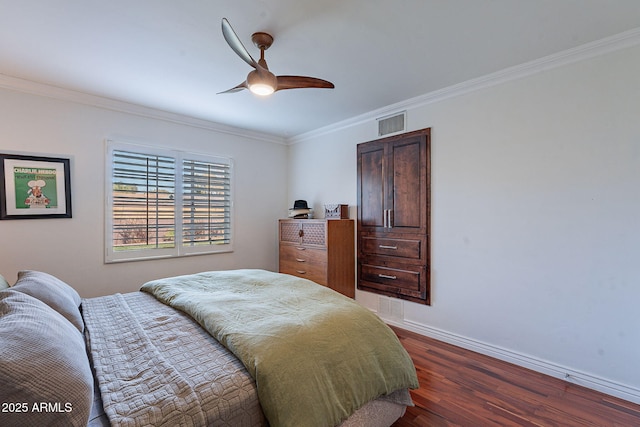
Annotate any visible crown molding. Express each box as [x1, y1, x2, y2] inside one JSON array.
[[289, 26, 640, 144], [2, 26, 639, 147], [0, 73, 286, 145]]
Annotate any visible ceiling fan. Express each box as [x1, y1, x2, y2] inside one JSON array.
[[219, 18, 334, 96]]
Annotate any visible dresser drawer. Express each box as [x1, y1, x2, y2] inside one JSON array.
[[360, 236, 422, 259], [358, 262, 426, 299], [279, 246, 327, 284], [280, 245, 327, 264], [280, 262, 327, 285], [279, 220, 327, 247]]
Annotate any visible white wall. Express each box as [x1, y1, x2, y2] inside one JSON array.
[[0, 88, 288, 297], [288, 44, 640, 402], [1, 34, 638, 405]]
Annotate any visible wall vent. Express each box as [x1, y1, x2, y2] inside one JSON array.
[[378, 296, 404, 320], [377, 111, 406, 136]]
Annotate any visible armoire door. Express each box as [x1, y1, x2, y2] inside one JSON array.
[[387, 133, 428, 234], [357, 131, 428, 234]]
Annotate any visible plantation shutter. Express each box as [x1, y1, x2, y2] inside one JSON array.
[[182, 157, 231, 247], [111, 150, 176, 251], [106, 140, 233, 263]]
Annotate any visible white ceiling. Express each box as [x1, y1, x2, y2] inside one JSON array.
[[1, 1, 640, 139]]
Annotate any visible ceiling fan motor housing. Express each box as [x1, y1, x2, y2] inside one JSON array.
[[247, 69, 278, 95]]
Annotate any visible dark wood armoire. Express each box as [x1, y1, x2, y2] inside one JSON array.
[[356, 128, 431, 304]]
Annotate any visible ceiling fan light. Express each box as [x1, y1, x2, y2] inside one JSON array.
[[249, 82, 275, 96], [246, 69, 277, 96]]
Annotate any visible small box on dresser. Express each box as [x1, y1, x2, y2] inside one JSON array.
[[279, 219, 355, 298], [324, 204, 349, 219]]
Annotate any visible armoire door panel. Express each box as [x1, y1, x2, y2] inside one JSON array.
[[359, 147, 385, 228], [391, 139, 423, 230]]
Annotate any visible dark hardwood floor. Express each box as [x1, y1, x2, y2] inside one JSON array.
[[390, 326, 640, 426]]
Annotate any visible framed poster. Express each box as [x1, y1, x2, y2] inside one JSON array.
[[0, 153, 72, 219]]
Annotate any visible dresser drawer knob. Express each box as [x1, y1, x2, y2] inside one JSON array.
[[378, 274, 397, 280], [379, 245, 398, 250], [296, 258, 306, 262], [296, 270, 306, 274], [296, 247, 306, 251]]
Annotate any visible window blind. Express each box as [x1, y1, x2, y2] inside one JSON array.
[[182, 158, 231, 246], [106, 140, 234, 263], [111, 150, 176, 251]]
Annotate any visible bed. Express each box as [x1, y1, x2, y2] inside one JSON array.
[[0, 269, 418, 427]]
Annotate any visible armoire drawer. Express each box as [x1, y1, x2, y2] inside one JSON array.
[[358, 262, 425, 297], [360, 236, 422, 259]]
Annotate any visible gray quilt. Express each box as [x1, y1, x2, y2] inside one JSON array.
[[82, 292, 266, 427]]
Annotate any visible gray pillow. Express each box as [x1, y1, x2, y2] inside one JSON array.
[[0, 289, 93, 427], [12, 270, 83, 332], [0, 274, 9, 290]]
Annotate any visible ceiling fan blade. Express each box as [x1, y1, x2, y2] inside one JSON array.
[[276, 75, 335, 91], [221, 18, 259, 69], [217, 81, 247, 94]]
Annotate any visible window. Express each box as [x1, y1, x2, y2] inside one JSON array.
[[105, 140, 233, 262]]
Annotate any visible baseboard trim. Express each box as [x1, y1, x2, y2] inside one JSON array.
[[383, 317, 640, 405]]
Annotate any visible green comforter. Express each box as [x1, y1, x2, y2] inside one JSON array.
[[141, 269, 418, 427]]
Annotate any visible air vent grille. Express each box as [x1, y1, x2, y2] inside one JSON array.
[[377, 111, 406, 136], [378, 296, 404, 320]]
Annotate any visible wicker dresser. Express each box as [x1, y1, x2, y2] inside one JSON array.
[[278, 219, 355, 298]]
